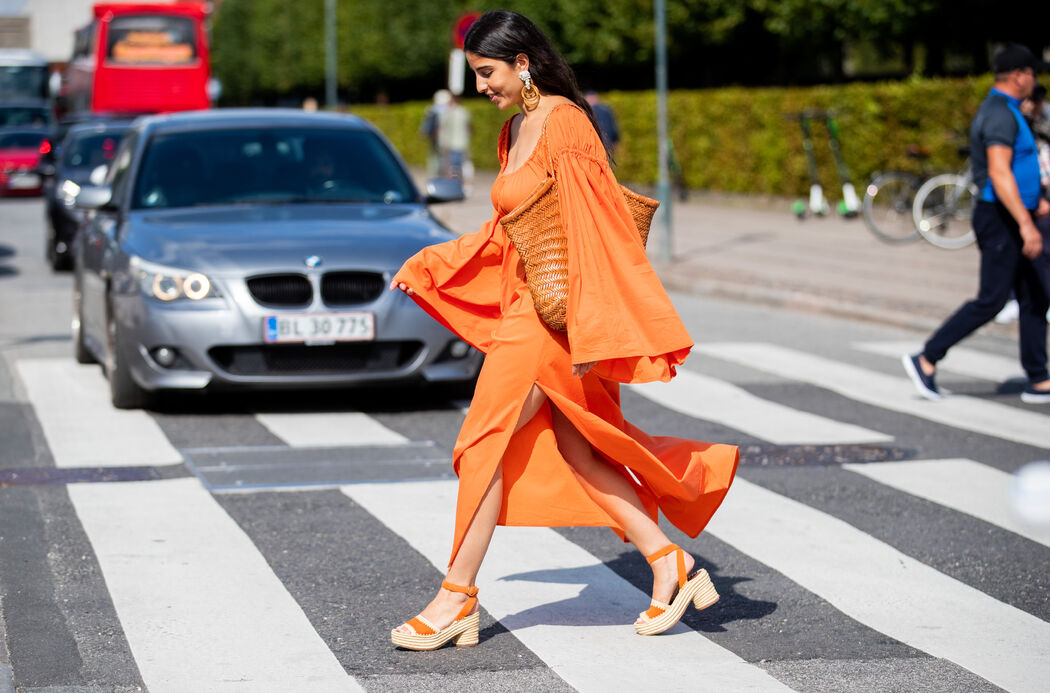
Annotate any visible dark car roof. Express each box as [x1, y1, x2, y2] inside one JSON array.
[[64, 121, 132, 139], [134, 108, 375, 136], [0, 100, 50, 109], [0, 128, 46, 141]]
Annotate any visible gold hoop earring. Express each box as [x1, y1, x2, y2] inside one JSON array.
[[519, 70, 540, 111]]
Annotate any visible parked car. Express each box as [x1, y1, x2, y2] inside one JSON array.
[[42, 120, 129, 269], [72, 108, 481, 408], [0, 128, 46, 196]]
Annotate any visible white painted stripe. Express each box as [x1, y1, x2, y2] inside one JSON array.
[[844, 458, 1050, 549], [342, 480, 790, 693], [705, 478, 1050, 693], [630, 369, 892, 444], [15, 359, 181, 468], [854, 341, 1023, 383], [255, 412, 407, 447], [693, 343, 1050, 450], [68, 478, 360, 693]]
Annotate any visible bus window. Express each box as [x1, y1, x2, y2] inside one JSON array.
[[106, 16, 197, 65]]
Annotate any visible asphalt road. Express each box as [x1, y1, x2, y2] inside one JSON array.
[[1, 195, 1047, 693]]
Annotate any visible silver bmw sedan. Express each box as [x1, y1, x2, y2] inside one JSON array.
[[71, 109, 481, 408]]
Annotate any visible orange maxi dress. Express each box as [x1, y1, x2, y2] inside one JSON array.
[[393, 104, 739, 566]]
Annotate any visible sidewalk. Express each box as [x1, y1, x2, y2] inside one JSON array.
[[426, 169, 1010, 337]]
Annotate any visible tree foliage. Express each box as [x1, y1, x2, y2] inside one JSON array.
[[211, 0, 1049, 105]]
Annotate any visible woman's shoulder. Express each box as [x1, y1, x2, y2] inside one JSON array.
[[544, 102, 603, 157]]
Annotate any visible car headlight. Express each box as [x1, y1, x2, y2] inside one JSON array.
[[132, 258, 222, 303], [59, 179, 81, 207]]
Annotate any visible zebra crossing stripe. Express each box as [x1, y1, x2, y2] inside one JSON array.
[[342, 480, 792, 693], [254, 412, 407, 447], [15, 359, 181, 468], [693, 343, 1050, 450], [843, 458, 1050, 549], [853, 341, 1023, 383], [705, 477, 1050, 693], [630, 369, 892, 445], [67, 477, 362, 692]]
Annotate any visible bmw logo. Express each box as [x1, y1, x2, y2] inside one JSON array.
[[304, 255, 323, 268]]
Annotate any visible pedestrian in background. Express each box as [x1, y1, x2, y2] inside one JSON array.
[[585, 89, 620, 159], [437, 93, 473, 191], [904, 44, 1050, 404], [420, 89, 451, 177], [995, 82, 1050, 324], [389, 9, 738, 651], [1023, 84, 1050, 319]]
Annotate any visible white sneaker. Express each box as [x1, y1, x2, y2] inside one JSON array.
[[994, 299, 1019, 324]]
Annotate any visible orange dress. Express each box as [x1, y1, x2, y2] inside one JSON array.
[[393, 104, 739, 566]]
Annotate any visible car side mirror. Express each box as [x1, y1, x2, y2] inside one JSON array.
[[74, 185, 113, 210], [424, 177, 465, 204]]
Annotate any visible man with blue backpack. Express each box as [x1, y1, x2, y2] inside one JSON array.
[[904, 44, 1050, 404]]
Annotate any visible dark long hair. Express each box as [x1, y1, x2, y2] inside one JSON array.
[[463, 10, 610, 163]]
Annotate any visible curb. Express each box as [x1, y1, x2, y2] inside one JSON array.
[[659, 272, 1019, 339]]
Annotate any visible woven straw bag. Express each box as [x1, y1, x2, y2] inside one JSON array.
[[499, 146, 658, 331]]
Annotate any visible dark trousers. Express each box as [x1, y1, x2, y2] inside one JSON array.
[[923, 201, 1049, 382]]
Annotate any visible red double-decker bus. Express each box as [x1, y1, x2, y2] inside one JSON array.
[[63, 2, 210, 116]]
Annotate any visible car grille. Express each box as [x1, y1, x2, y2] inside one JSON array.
[[321, 271, 384, 306], [247, 274, 312, 306], [209, 341, 423, 376]]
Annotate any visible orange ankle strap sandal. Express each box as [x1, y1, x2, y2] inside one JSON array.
[[390, 580, 481, 651], [634, 543, 719, 636]]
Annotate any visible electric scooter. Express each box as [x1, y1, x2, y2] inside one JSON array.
[[791, 112, 828, 219], [823, 111, 860, 218]]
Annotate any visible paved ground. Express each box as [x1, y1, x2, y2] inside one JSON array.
[[427, 169, 1008, 338]]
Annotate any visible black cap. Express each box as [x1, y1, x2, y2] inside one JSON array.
[[993, 44, 1049, 73]]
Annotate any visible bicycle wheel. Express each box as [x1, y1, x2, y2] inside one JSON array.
[[912, 173, 977, 249], [862, 171, 923, 243]]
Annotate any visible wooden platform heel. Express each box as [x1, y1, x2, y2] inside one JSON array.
[[390, 580, 481, 651], [634, 544, 718, 636]]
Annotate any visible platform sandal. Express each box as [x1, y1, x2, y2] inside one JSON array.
[[390, 580, 481, 651], [634, 544, 718, 636]]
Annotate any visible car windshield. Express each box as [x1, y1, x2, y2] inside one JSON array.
[[132, 127, 417, 210], [62, 132, 125, 168], [0, 131, 44, 148], [0, 65, 49, 100], [0, 106, 49, 127]]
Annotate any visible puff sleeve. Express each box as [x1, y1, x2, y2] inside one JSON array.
[[392, 214, 505, 353], [546, 106, 693, 383]]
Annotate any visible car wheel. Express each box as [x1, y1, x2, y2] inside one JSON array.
[[105, 303, 150, 409], [46, 224, 55, 267], [48, 223, 72, 271], [72, 275, 96, 365]]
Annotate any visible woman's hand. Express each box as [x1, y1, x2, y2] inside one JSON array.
[[389, 279, 414, 296], [572, 361, 596, 377]]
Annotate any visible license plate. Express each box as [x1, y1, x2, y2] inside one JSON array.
[[263, 312, 374, 344], [8, 172, 40, 189]]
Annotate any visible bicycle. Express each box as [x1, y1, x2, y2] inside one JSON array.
[[911, 147, 976, 250], [861, 145, 932, 243]]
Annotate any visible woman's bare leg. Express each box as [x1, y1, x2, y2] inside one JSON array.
[[549, 405, 694, 622], [395, 385, 547, 634]]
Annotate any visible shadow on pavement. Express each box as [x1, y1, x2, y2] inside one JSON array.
[[0, 243, 17, 278], [497, 552, 775, 632]]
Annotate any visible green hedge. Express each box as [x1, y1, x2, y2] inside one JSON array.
[[351, 75, 1000, 196]]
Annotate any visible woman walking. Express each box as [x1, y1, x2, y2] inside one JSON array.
[[389, 10, 739, 650]]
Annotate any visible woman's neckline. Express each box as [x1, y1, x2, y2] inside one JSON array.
[[501, 102, 580, 177]]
